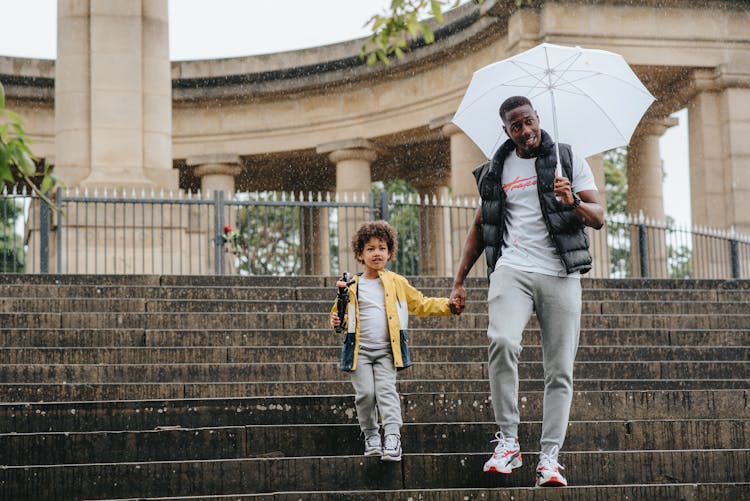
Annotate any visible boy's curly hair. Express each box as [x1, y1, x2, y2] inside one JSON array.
[[351, 220, 398, 264]]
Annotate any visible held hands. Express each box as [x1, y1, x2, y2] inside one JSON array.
[[449, 286, 466, 315]]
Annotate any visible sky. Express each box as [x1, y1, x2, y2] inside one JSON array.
[[0, 0, 690, 223]]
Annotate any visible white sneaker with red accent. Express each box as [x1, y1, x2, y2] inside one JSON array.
[[483, 431, 522, 474], [535, 447, 568, 487]]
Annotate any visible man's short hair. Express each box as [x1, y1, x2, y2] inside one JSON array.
[[499, 96, 533, 122]]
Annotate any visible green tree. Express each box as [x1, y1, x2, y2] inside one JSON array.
[[0, 197, 24, 272], [362, 0, 534, 65], [603, 147, 628, 217], [665, 215, 693, 278], [0, 82, 56, 198], [603, 147, 630, 277], [373, 179, 421, 275], [224, 193, 303, 276]]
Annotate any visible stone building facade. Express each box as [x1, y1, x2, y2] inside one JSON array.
[[1, 0, 749, 276]]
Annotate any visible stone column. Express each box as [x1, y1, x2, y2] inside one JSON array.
[[186, 154, 242, 274], [431, 116, 488, 279], [55, 0, 177, 190], [412, 182, 452, 276], [317, 139, 377, 274], [686, 68, 750, 277], [627, 116, 678, 277], [187, 154, 243, 197], [585, 154, 611, 278]]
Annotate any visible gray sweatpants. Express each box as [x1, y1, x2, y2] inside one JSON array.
[[486, 266, 581, 456], [349, 346, 402, 437]]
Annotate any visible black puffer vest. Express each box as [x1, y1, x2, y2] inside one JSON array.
[[473, 130, 592, 278]]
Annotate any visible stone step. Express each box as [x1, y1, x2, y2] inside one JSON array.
[[4, 295, 750, 316], [3, 377, 744, 402], [1, 360, 745, 384], [3, 311, 750, 330], [1, 390, 744, 432], [2, 327, 748, 348], [4, 283, 749, 307], [1, 274, 748, 292], [2, 419, 746, 466], [1, 449, 748, 499], [91, 484, 750, 501], [1, 345, 745, 365]]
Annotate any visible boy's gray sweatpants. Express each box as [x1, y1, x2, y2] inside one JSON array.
[[349, 346, 402, 437], [487, 266, 581, 456]]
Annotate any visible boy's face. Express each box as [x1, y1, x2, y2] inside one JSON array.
[[357, 236, 392, 274]]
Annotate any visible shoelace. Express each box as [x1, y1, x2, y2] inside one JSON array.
[[383, 434, 400, 450], [489, 431, 517, 453], [538, 445, 564, 471]]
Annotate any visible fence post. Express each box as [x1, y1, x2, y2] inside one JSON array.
[[213, 191, 225, 275], [56, 187, 63, 274], [730, 239, 740, 279], [38, 192, 50, 273], [638, 222, 648, 278], [377, 191, 388, 221]]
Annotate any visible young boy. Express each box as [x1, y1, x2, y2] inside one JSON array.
[[330, 220, 460, 461]]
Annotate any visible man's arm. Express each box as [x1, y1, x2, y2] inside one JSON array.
[[554, 175, 605, 229], [573, 189, 605, 229], [450, 208, 485, 313]]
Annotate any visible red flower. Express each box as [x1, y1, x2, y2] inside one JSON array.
[[223, 225, 233, 234]]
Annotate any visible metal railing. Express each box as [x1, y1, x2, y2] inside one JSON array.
[[2, 186, 750, 279]]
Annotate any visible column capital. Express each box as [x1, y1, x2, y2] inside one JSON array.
[[633, 115, 679, 138], [316, 138, 378, 164], [187, 154, 243, 178], [679, 67, 750, 103], [428, 114, 465, 138]]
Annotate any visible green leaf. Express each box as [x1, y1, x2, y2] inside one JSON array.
[[367, 52, 378, 66], [14, 149, 35, 176], [40, 173, 54, 194], [0, 81, 4, 109], [431, 0, 444, 23], [422, 24, 435, 44], [0, 164, 14, 183]]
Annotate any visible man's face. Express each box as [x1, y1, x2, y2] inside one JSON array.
[[502, 104, 541, 158]]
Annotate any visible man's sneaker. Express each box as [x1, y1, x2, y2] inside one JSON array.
[[535, 447, 567, 487], [381, 434, 402, 462], [364, 434, 382, 456], [483, 431, 522, 474]]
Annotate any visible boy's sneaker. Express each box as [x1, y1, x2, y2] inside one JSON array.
[[535, 447, 567, 487], [381, 434, 402, 462], [483, 431, 522, 474], [364, 434, 382, 456]]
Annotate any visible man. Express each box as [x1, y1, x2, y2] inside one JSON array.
[[450, 96, 605, 487]]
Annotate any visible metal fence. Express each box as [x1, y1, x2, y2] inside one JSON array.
[[2, 186, 750, 279]]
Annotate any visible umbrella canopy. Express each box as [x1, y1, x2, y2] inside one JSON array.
[[452, 43, 655, 164]]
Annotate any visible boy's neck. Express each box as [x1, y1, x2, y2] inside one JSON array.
[[362, 269, 381, 279]]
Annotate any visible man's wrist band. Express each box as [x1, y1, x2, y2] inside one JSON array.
[[566, 193, 581, 210]]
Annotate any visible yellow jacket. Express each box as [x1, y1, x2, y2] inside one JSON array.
[[330, 269, 452, 371]]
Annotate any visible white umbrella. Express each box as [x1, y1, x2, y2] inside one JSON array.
[[452, 42, 655, 174]]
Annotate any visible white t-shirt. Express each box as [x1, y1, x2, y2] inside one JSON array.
[[496, 150, 598, 277], [356, 277, 390, 350]]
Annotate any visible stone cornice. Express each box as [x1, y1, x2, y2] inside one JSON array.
[[2, 0, 748, 104], [171, 2, 499, 103]]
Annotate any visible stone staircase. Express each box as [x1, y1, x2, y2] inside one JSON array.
[[0, 274, 748, 500]]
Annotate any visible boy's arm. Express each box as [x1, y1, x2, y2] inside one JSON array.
[[402, 279, 454, 317]]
